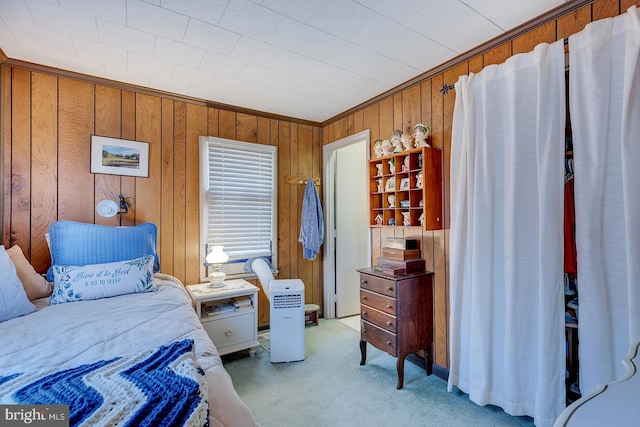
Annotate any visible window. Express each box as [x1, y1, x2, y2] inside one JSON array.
[[199, 136, 277, 279]]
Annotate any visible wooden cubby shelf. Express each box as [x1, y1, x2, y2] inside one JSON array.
[[369, 147, 442, 230]]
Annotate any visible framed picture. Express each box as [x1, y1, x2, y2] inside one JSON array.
[[399, 177, 410, 190], [385, 176, 395, 192], [91, 135, 149, 178]]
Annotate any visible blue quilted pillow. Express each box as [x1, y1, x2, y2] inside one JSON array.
[[46, 221, 160, 282]]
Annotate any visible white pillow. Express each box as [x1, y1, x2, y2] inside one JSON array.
[[0, 245, 37, 322], [50, 255, 157, 305]]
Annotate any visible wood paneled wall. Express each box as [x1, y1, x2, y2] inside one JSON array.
[[321, 0, 632, 370], [0, 65, 322, 327]]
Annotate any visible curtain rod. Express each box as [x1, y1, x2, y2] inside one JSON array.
[[440, 38, 569, 95]]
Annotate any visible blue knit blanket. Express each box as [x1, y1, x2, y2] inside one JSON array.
[[0, 339, 209, 426]]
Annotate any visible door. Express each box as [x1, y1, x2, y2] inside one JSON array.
[[327, 134, 369, 318]]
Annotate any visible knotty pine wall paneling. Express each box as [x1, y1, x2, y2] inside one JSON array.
[[30, 72, 57, 273], [1, 64, 324, 328], [321, 0, 632, 372], [94, 86, 123, 228]]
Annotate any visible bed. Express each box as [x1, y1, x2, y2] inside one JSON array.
[[0, 221, 258, 427]]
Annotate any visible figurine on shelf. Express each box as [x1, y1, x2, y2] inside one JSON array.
[[374, 214, 383, 225], [401, 132, 413, 151], [402, 156, 410, 172], [388, 194, 395, 208], [418, 213, 424, 227], [390, 130, 403, 153], [416, 171, 423, 188], [376, 163, 383, 176], [402, 211, 411, 226], [413, 124, 430, 147], [374, 139, 384, 158], [376, 178, 383, 193], [388, 158, 395, 172], [389, 218, 395, 226], [381, 139, 394, 156], [419, 198, 423, 207]]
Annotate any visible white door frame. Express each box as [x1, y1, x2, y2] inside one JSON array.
[[323, 130, 371, 319]]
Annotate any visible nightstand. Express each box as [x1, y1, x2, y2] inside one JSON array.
[[186, 279, 259, 357]]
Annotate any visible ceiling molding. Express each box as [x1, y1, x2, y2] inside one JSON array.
[[1, 57, 322, 128], [321, 0, 595, 127]]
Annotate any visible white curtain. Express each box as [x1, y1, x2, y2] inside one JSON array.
[[449, 41, 567, 427], [568, 6, 640, 397]]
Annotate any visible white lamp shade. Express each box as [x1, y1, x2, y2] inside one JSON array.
[[206, 246, 229, 264], [96, 200, 118, 218]]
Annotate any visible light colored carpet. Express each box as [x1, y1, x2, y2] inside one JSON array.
[[336, 314, 360, 331], [222, 319, 535, 427]]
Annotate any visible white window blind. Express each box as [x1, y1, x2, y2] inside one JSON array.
[[199, 136, 277, 276]]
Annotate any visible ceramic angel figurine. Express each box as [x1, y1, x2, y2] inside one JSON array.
[[416, 171, 423, 188], [374, 139, 384, 158], [387, 194, 395, 208], [418, 212, 424, 227], [381, 139, 394, 156], [413, 124, 430, 147], [402, 156, 410, 172], [376, 178, 383, 193], [376, 163, 383, 176], [390, 130, 403, 153], [401, 132, 413, 151]]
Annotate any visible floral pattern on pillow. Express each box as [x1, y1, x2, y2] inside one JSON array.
[[50, 255, 156, 305]]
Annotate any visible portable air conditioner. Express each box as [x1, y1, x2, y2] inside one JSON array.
[[269, 279, 305, 363]]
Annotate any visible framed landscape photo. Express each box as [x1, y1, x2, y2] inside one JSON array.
[[91, 135, 149, 178]]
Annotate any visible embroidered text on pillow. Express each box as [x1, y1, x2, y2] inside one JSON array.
[[50, 255, 156, 305]]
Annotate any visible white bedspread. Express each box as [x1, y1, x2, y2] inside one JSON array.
[[0, 273, 257, 427]]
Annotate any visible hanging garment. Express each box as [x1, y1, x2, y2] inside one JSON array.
[[564, 178, 577, 275], [298, 179, 324, 260], [449, 40, 566, 427]]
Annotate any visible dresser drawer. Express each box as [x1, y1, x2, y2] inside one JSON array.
[[202, 312, 255, 350], [361, 305, 396, 333], [359, 274, 396, 297], [361, 321, 397, 357], [360, 289, 396, 315]]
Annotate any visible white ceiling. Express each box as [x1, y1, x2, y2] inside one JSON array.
[[0, 0, 569, 123]]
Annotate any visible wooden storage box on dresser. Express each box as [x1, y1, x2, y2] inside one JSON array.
[[357, 267, 434, 389]]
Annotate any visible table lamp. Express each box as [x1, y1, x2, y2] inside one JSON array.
[[206, 246, 229, 288]]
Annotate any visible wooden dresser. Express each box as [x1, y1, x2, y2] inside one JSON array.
[[357, 267, 434, 389]]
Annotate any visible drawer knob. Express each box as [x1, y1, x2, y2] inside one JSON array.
[[386, 321, 391, 326], [225, 330, 233, 337], [362, 311, 367, 316], [386, 341, 392, 346], [386, 304, 392, 308], [361, 296, 367, 300], [385, 286, 393, 291], [363, 328, 367, 333], [361, 279, 367, 284]]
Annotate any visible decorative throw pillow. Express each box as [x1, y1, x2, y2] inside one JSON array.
[[50, 255, 157, 305], [0, 245, 36, 322], [6, 245, 52, 300], [46, 221, 160, 282]]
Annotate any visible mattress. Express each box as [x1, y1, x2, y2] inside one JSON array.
[[0, 273, 257, 427]]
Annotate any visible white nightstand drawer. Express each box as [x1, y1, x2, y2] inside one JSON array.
[[202, 312, 256, 350]]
